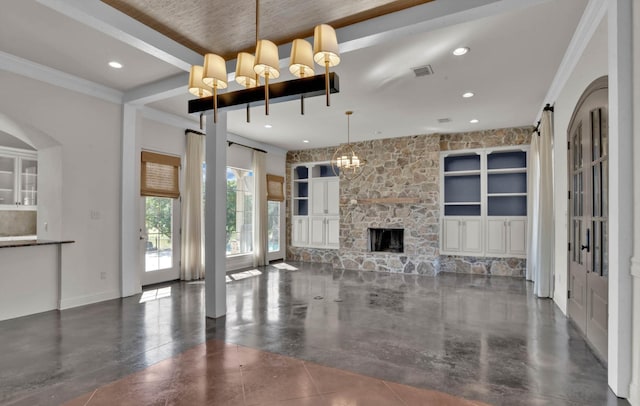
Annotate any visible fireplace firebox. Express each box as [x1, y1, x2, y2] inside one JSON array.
[[369, 228, 404, 253]]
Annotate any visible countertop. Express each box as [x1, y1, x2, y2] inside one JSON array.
[[0, 239, 75, 249]]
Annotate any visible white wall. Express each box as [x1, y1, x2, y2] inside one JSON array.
[[552, 19, 608, 314], [0, 245, 60, 320], [0, 71, 122, 309]]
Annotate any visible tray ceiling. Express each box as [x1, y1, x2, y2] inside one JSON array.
[[101, 0, 433, 57]]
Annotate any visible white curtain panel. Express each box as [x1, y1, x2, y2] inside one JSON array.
[[534, 110, 555, 297], [526, 132, 540, 281], [253, 151, 268, 267], [180, 132, 205, 280]]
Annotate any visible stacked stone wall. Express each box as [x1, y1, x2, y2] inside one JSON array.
[[286, 126, 533, 277]]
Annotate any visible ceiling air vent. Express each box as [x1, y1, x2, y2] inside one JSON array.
[[412, 64, 434, 77], [437, 118, 452, 124]]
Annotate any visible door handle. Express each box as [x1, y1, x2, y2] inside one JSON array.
[[581, 228, 590, 252]]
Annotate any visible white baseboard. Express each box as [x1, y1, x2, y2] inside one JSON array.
[[59, 289, 120, 310]]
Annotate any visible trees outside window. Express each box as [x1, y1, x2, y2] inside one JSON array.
[[226, 167, 254, 255]]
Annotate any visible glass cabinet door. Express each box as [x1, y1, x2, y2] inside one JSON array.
[[0, 156, 16, 206], [20, 158, 38, 206]]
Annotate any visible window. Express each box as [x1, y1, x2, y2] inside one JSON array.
[[226, 167, 254, 256], [268, 201, 280, 252]]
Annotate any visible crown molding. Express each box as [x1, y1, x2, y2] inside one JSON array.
[[0, 50, 123, 104], [535, 0, 607, 122]]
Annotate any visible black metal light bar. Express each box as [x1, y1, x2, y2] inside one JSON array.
[[188, 72, 339, 114]]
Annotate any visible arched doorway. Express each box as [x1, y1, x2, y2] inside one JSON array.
[[567, 76, 608, 361]]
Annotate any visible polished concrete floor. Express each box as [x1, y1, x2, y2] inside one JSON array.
[[0, 262, 628, 405], [62, 340, 490, 405]]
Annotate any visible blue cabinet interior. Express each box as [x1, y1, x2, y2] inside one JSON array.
[[488, 173, 527, 194], [487, 151, 526, 169], [444, 155, 480, 172], [488, 196, 527, 216], [444, 176, 480, 203], [296, 200, 308, 216], [296, 182, 308, 197], [444, 151, 527, 217], [445, 205, 481, 216], [295, 166, 308, 179]]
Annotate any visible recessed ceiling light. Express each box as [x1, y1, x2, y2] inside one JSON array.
[[462, 92, 474, 98], [470, 119, 479, 123], [108, 61, 123, 69], [453, 47, 470, 56], [303, 140, 309, 143], [264, 124, 272, 129]]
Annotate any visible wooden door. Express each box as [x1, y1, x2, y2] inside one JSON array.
[[567, 77, 608, 361]]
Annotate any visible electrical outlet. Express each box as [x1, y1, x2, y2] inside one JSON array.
[[100, 272, 106, 280]]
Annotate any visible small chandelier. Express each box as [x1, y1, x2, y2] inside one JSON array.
[[332, 111, 367, 180], [187, 0, 340, 123]]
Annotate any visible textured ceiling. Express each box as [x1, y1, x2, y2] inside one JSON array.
[[100, 0, 433, 58]]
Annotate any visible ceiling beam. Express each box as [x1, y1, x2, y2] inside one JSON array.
[[124, 72, 189, 104], [138, 106, 199, 131], [36, 0, 202, 71], [0, 50, 123, 104]]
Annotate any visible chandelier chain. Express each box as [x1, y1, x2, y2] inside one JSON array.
[[255, 0, 259, 43]]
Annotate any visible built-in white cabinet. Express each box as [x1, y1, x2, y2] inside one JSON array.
[[311, 179, 339, 216], [309, 216, 339, 248], [0, 147, 37, 210], [291, 162, 339, 249], [292, 216, 309, 246], [443, 217, 483, 254], [326, 217, 340, 248], [486, 217, 527, 257], [441, 147, 527, 258]]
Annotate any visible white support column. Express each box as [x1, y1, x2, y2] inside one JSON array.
[[629, 1, 640, 403], [121, 103, 141, 297], [205, 112, 227, 318], [608, 0, 634, 397]]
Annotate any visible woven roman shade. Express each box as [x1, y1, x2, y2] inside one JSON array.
[[266, 174, 284, 201], [141, 151, 180, 198]]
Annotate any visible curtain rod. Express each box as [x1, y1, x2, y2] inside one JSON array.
[[534, 104, 555, 135], [185, 129, 205, 136], [228, 141, 267, 154]]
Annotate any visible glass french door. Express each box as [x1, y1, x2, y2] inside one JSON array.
[[141, 196, 180, 286], [267, 200, 284, 261], [567, 81, 608, 361]]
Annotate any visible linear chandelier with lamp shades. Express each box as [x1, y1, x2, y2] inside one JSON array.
[[188, 0, 341, 123]]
